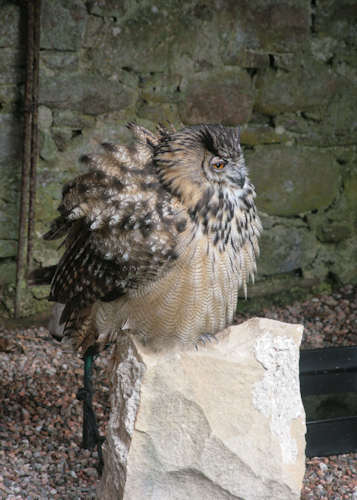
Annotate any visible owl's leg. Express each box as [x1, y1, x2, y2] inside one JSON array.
[[195, 333, 218, 350], [76, 344, 105, 476]]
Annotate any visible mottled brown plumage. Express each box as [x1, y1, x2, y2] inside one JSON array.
[[34, 123, 262, 352]]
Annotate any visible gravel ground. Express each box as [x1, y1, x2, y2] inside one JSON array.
[[0, 284, 356, 499]]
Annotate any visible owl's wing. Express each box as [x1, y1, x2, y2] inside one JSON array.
[[45, 143, 186, 330]]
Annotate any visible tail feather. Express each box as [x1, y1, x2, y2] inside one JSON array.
[[43, 215, 71, 241], [28, 265, 57, 286]]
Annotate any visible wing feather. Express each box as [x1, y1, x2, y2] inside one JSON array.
[[46, 137, 184, 334]]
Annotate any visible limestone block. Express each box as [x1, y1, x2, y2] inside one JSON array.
[[98, 318, 306, 500], [179, 69, 253, 126], [247, 146, 341, 216]]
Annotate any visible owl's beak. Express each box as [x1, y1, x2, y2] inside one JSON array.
[[237, 174, 246, 188], [227, 161, 246, 188], [233, 169, 246, 188]]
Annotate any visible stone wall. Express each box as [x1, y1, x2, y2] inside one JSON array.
[[0, 0, 356, 316]]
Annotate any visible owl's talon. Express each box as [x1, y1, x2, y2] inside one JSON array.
[[195, 333, 218, 348]]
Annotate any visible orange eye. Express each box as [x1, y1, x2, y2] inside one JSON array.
[[213, 161, 225, 170]]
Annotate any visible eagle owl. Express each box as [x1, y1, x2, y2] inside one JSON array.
[[36, 124, 262, 353]]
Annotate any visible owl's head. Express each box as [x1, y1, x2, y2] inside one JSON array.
[[154, 124, 249, 206]]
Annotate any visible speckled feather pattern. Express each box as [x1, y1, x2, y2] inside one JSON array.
[[41, 123, 262, 352]]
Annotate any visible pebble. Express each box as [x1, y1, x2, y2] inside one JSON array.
[[0, 324, 110, 499]]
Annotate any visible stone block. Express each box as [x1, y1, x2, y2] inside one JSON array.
[[40, 51, 79, 73], [39, 130, 58, 161], [0, 85, 19, 112], [82, 15, 107, 49], [41, 0, 87, 51], [314, 0, 357, 46], [0, 48, 24, 85], [223, 49, 270, 69], [87, 0, 125, 17], [219, 0, 310, 55], [344, 169, 357, 219], [179, 69, 253, 126], [255, 64, 338, 115], [38, 106, 53, 130], [307, 198, 354, 244], [0, 2, 21, 48], [87, 7, 175, 74], [141, 73, 183, 104], [0, 239, 16, 258], [0, 165, 18, 241], [323, 82, 357, 145], [0, 259, 16, 285], [240, 125, 290, 146], [330, 236, 357, 284], [0, 114, 22, 163], [274, 79, 357, 147], [248, 146, 341, 216], [39, 73, 138, 115], [85, 0, 309, 76], [53, 110, 96, 129], [99, 318, 306, 500], [246, 274, 316, 300], [137, 102, 181, 127], [258, 221, 318, 276]]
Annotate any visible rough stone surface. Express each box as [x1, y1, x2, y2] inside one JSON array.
[[99, 319, 306, 500], [248, 146, 341, 216], [40, 0, 87, 51], [0, 113, 22, 163], [179, 68, 253, 126], [0, 2, 21, 48], [255, 63, 338, 115], [40, 50, 80, 74], [315, 0, 357, 45], [0, 48, 24, 85], [217, 0, 310, 55], [0, 258, 16, 285], [39, 73, 137, 115], [258, 220, 318, 276]]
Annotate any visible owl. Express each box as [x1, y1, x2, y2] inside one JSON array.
[[33, 124, 262, 353]]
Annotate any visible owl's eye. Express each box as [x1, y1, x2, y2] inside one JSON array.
[[212, 159, 226, 170]]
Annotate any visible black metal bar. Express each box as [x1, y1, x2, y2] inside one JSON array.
[[300, 371, 357, 396], [300, 346, 357, 456], [306, 416, 357, 457], [27, 0, 41, 274], [300, 347, 357, 396], [15, 0, 34, 317], [300, 346, 357, 375]]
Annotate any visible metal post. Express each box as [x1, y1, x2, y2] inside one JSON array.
[[15, 0, 41, 316]]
